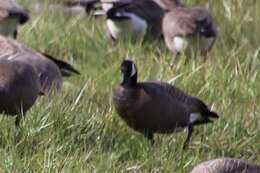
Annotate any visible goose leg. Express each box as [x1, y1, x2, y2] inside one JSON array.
[[13, 29, 18, 39], [183, 125, 193, 149], [15, 115, 21, 127], [144, 132, 155, 146]]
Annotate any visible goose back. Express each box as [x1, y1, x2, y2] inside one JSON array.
[[0, 36, 62, 92], [162, 7, 217, 55], [190, 158, 260, 173]]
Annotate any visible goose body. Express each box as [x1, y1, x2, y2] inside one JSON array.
[[190, 158, 260, 173], [0, 36, 79, 93], [105, 0, 164, 41], [113, 59, 218, 147], [0, 58, 40, 126], [162, 6, 217, 56], [0, 0, 29, 38]]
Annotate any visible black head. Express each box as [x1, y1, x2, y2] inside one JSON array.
[[196, 18, 216, 38], [106, 3, 132, 20], [120, 59, 137, 86]]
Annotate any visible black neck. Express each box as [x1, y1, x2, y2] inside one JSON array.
[[121, 73, 137, 87]]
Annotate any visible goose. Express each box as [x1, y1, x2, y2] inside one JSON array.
[[162, 1, 217, 57], [0, 0, 29, 39], [0, 36, 79, 93], [32, 0, 99, 17], [190, 158, 260, 173], [103, 0, 164, 41], [0, 58, 41, 126], [65, 0, 99, 14], [113, 59, 218, 148]]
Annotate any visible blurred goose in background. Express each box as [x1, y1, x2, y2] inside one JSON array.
[[113, 59, 218, 148], [190, 158, 260, 173], [0, 58, 40, 126], [65, 0, 99, 14], [102, 0, 164, 41], [0, 0, 29, 39], [162, 1, 217, 57], [0, 36, 80, 93], [33, 0, 99, 17]]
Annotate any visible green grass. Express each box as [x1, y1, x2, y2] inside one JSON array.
[[0, 0, 259, 172]]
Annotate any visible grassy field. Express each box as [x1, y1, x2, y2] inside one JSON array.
[[0, 0, 259, 172]]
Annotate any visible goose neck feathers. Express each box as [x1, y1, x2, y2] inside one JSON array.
[[120, 59, 137, 87]]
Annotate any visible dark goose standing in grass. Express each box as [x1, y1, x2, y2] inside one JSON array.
[[103, 0, 164, 41], [0, 0, 29, 39], [190, 158, 260, 173], [113, 59, 218, 148], [0, 58, 41, 126], [0, 36, 80, 93], [162, 0, 217, 57]]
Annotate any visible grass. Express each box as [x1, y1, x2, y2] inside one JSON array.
[[0, 0, 259, 172]]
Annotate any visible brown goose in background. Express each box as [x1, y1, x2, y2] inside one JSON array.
[[162, 1, 217, 57], [65, 0, 99, 14], [32, 0, 99, 17], [0, 58, 40, 126], [113, 59, 218, 148], [190, 158, 260, 173], [0, 36, 80, 93], [0, 0, 29, 39], [102, 0, 164, 41]]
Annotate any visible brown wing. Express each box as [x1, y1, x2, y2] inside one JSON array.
[[190, 158, 260, 173]]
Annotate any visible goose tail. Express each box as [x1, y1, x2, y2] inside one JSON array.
[[41, 53, 80, 77]]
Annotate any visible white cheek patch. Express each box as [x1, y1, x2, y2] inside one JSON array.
[[130, 63, 136, 77], [189, 113, 202, 124], [173, 36, 188, 52]]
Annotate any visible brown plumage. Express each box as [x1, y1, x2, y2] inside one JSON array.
[[113, 59, 218, 148], [162, 4, 217, 57], [190, 158, 260, 173], [0, 58, 40, 126], [0, 0, 29, 38], [0, 36, 79, 93], [105, 0, 165, 40]]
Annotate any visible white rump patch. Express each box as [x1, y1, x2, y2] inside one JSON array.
[[172, 36, 188, 52], [106, 13, 147, 40], [189, 113, 203, 124]]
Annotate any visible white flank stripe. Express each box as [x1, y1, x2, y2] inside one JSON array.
[[189, 113, 202, 124]]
